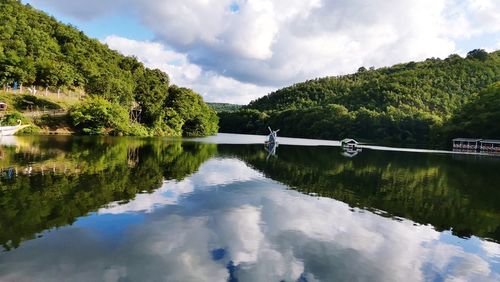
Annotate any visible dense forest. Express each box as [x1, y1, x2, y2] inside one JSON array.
[[443, 82, 500, 139], [0, 0, 218, 136], [220, 50, 500, 146], [208, 103, 242, 113]]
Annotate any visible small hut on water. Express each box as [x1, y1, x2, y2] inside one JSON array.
[[341, 139, 358, 149], [452, 138, 482, 150], [453, 138, 500, 152], [480, 140, 500, 152]]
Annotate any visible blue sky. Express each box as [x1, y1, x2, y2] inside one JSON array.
[[23, 1, 153, 40], [73, 16, 154, 41], [23, 0, 500, 104]]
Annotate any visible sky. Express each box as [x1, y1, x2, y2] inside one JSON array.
[[23, 0, 500, 104]]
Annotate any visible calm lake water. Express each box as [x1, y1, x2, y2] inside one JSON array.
[[0, 134, 499, 281]]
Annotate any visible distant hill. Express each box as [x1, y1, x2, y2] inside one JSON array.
[[248, 50, 499, 116], [0, 0, 217, 136], [220, 50, 500, 145], [208, 103, 242, 113]]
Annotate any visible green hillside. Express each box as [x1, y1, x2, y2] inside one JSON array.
[[220, 50, 500, 145], [0, 0, 217, 136], [208, 103, 242, 113], [443, 82, 500, 139]]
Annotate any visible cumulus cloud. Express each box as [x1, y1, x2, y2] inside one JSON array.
[[103, 35, 202, 85], [103, 35, 273, 103], [27, 0, 500, 103], [129, 0, 499, 85]]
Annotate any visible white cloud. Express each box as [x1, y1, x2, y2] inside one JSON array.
[[103, 35, 273, 103], [27, 0, 500, 103], [103, 35, 202, 84], [212, 205, 265, 264], [481, 240, 500, 258], [129, 0, 499, 85]]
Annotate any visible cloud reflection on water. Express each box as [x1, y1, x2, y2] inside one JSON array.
[[0, 158, 498, 282]]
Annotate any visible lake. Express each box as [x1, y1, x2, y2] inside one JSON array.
[[0, 134, 499, 281]]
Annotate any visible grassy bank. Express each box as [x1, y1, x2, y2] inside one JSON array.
[[0, 91, 78, 135]]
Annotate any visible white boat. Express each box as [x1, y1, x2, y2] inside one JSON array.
[[341, 138, 359, 149], [0, 120, 30, 136]]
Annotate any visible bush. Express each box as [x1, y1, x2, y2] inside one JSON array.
[[1, 112, 30, 126], [16, 124, 41, 135], [69, 97, 132, 135], [166, 86, 219, 136]]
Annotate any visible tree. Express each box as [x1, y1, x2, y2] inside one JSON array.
[[467, 49, 489, 61], [166, 86, 219, 136], [134, 68, 169, 125]]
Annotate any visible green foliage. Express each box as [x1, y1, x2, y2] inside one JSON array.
[[134, 68, 170, 125], [219, 109, 270, 134], [443, 82, 500, 139], [220, 104, 443, 144], [0, 1, 216, 137], [167, 86, 219, 137], [247, 50, 499, 115], [220, 50, 500, 145], [69, 97, 134, 135], [467, 49, 489, 61], [1, 111, 29, 125], [0, 111, 38, 135], [208, 103, 242, 113], [33, 114, 68, 130]]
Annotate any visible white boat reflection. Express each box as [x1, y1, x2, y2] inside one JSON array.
[[0, 136, 19, 146], [342, 147, 362, 158], [264, 141, 278, 160]]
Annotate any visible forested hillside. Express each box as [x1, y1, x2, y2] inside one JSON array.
[[220, 50, 500, 145], [208, 103, 242, 113], [443, 82, 500, 139], [0, 0, 218, 136]]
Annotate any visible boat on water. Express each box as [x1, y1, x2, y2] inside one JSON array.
[[341, 138, 359, 149], [340, 138, 362, 157], [0, 120, 30, 136], [265, 127, 279, 145], [264, 127, 279, 160]]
